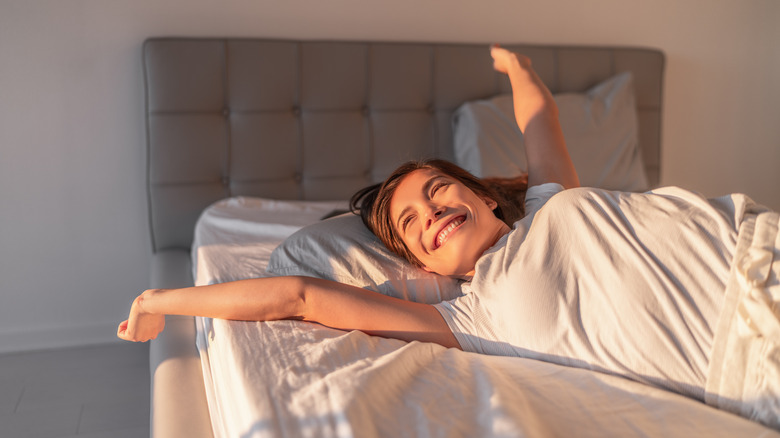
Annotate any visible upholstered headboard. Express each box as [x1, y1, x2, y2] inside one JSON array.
[[144, 38, 664, 253]]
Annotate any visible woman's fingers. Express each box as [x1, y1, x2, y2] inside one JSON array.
[[490, 45, 532, 73], [117, 320, 156, 342], [117, 301, 165, 342], [117, 320, 127, 334], [117, 320, 132, 341], [490, 45, 510, 72]]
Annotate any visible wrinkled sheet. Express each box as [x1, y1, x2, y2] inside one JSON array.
[[193, 197, 778, 438]]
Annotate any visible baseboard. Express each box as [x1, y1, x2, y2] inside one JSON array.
[[0, 322, 123, 354]]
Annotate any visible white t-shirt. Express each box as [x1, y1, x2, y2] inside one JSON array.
[[434, 183, 754, 400]]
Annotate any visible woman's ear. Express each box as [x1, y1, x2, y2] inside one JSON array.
[[481, 196, 498, 210]]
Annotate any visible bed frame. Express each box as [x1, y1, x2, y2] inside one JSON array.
[[143, 37, 664, 437]]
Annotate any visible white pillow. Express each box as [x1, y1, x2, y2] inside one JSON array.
[[453, 72, 649, 192], [266, 213, 464, 304]]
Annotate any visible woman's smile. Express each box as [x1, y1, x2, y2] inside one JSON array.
[[434, 215, 466, 249]]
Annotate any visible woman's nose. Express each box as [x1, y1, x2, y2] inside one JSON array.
[[424, 206, 444, 230]]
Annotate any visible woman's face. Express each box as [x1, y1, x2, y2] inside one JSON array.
[[389, 168, 511, 277]]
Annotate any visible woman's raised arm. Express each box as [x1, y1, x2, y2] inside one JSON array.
[[117, 276, 460, 349], [490, 45, 580, 189]]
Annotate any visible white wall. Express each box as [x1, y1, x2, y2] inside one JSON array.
[[1, 0, 778, 353]]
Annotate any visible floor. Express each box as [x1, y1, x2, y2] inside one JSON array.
[[0, 342, 150, 438]]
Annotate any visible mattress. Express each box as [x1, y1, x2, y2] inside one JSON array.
[[192, 197, 778, 438]]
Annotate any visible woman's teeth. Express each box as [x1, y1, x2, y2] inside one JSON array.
[[437, 217, 464, 247]]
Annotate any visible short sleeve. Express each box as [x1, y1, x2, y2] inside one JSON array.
[[524, 183, 565, 216], [433, 283, 483, 353]]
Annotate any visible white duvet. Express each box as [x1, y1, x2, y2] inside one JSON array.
[[193, 197, 778, 438]]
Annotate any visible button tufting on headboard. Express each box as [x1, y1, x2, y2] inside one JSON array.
[[144, 38, 664, 253]]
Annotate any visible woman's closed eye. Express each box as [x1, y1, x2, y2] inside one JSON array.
[[430, 180, 449, 197], [402, 214, 416, 232]]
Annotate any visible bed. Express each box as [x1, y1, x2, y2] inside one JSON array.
[[143, 38, 778, 437]]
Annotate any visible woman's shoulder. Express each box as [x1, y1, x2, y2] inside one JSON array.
[[523, 182, 566, 215]]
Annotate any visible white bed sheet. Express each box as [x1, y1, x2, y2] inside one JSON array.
[[193, 197, 778, 438]]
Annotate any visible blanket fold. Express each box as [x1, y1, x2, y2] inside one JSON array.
[[706, 208, 780, 429]]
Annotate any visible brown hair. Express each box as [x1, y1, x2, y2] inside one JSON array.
[[350, 159, 527, 268]]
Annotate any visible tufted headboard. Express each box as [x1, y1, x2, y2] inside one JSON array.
[[144, 38, 664, 253]]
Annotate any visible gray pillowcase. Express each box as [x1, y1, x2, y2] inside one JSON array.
[[266, 214, 464, 304]]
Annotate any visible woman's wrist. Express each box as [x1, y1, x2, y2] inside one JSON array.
[[137, 289, 164, 315], [505, 55, 530, 77]]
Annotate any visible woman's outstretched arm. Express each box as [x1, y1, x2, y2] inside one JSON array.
[[117, 276, 460, 349], [490, 45, 580, 189]]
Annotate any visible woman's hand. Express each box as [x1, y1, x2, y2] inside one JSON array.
[[489, 44, 551, 117], [117, 290, 166, 342], [490, 44, 532, 74]]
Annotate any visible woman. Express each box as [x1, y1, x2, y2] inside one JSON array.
[[117, 46, 562, 347], [119, 46, 779, 428]]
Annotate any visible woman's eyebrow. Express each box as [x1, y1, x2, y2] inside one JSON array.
[[422, 175, 443, 196], [395, 175, 440, 230]]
